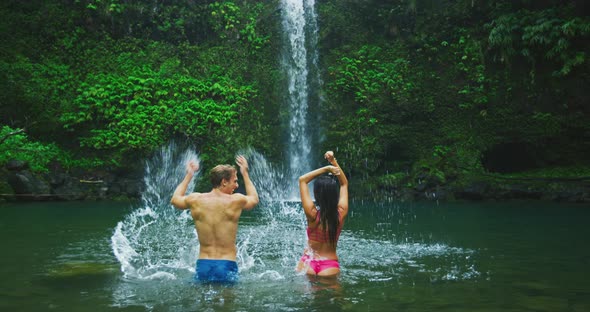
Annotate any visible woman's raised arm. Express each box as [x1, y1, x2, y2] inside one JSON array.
[[324, 151, 348, 218], [299, 165, 340, 220]]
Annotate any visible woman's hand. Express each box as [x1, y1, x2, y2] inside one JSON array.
[[324, 151, 336, 165], [327, 165, 341, 176]]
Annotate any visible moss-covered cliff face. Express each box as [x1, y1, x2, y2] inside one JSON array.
[[315, 0, 590, 201], [1, 0, 589, 202]]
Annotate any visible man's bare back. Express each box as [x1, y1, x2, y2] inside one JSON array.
[[186, 190, 245, 260], [170, 155, 259, 282]]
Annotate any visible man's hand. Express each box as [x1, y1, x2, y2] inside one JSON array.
[[186, 160, 200, 175], [236, 154, 259, 209], [235, 155, 249, 174]]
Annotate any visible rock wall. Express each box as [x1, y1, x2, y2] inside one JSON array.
[[2, 160, 143, 202]]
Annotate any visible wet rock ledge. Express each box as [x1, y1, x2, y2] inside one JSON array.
[[1, 160, 143, 202]]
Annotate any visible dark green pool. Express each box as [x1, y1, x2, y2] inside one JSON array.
[[1, 200, 588, 311]]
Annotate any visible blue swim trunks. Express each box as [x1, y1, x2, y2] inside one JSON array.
[[195, 259, 238, 283]]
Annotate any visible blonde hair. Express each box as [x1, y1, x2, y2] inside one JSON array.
[[209, 165, 237, 187]]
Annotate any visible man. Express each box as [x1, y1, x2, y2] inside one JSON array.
[[170, 155, 259, 283]]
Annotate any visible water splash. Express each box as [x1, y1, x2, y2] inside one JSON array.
[[111, 145, 309, 281], [111, 145, 480, 280], [235, 148, 309, 276], [238, 147, 304, 204], [111, 143, 200, 280], [110, 144, 481, 311]]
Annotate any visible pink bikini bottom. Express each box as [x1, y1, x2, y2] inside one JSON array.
[[300, 254, 340, 274]]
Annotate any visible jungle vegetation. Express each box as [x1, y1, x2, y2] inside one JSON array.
[[1, 0, 589, 197]]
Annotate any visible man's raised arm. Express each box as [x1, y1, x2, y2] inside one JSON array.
[[170, 160, 199, 210], [235, 155, 259, 210]]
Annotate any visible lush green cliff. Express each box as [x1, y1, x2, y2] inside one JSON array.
[[1, 0, 589, 201]]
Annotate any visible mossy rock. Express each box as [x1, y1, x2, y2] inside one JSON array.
[[0, 180, 14, 202], [0, 181, 14, 193], [46, 262, 118, 278]]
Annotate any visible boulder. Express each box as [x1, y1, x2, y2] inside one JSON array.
[[6, 170, 52, 200], [5, 159, 28, 171], [454, 181, 490, 200]]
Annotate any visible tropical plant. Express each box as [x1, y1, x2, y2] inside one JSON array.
[[0, 125, 60, 172]]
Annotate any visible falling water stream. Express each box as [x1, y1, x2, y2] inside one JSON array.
[[281, 0, 322, 190]]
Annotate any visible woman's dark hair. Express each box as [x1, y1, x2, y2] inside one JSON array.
[[313, 175, 340, 246]]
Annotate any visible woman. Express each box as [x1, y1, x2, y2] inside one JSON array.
[[297, 151, 349, 277]]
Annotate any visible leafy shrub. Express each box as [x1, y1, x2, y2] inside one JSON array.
[[0, 125, 60, 172]]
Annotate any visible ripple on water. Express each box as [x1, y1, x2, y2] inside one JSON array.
[[338, 234, 480, 284]]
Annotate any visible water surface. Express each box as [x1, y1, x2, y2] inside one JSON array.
[[1, 200, 588, 311]]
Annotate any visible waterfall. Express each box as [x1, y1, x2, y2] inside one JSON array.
[[280, 0, 321, 192]]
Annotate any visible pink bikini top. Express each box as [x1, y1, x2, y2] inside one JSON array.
[[306, 211, 342, 243]]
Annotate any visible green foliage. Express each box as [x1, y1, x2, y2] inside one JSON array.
[[240, 3, 270, 52], [325, 45, 416, 176], [2, 1, 277, 170], [417, 30, 491, 112], [0, 179, 12, 197], [0, 56, 75, 134], [413, 158, 447, 184], [378, 172, 408, 188], [56, 150, 113, 170], [74, 0, 211, 44], [330, 45, 413, 105], [209, 2, 241, 39], [1, 0, 589, 200], [487, 7, 590, 77], [449, 33, 489, 110], [208, 2, 269, 51], [433, 145, 451, 158], [60, 63, 255, 158], [525, 111, 563, 139], [0, 125, 60, 172], [81, 0, 122, 13]]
